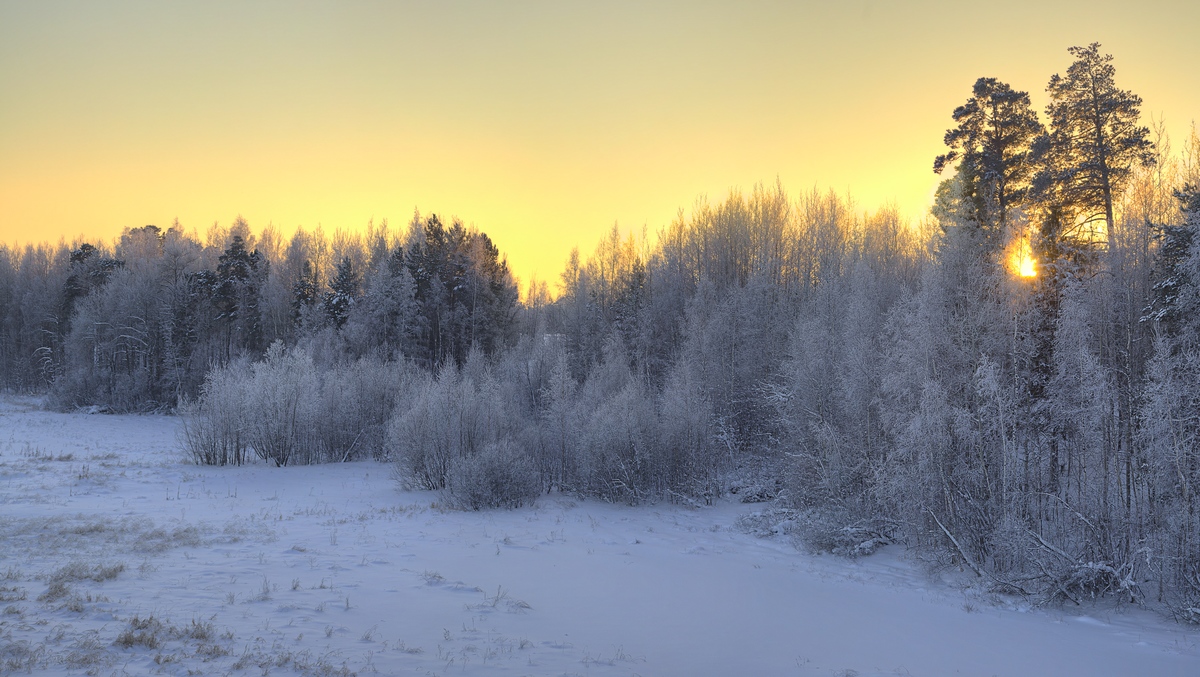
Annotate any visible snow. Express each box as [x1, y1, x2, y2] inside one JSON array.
[[2, 396, 1198, 676]]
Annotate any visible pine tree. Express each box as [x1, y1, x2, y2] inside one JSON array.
[[1034, 43, 1156, 249], [1023, 45, 1156, 501], [934, 77, 1044, 241]]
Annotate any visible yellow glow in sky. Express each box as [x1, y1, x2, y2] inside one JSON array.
[[2, 1, 1198, 288]]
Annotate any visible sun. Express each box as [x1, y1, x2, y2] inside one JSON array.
[[1018, 252, 1037, 278], [1006, 233, 1038, 279]]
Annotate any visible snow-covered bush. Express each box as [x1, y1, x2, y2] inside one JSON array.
[[535, 350, 579, 492], [388, 363, 510, 490], [572, 381, 657, 504], [180, 363, 249, 466], [315, 359, 418, 462], [387, 358, 542, 509], [444, 440, 540, 510], [656, 361, 720, 503], [184, 344, 418, 467], [788, 507, 893, 558], [242, 343, 320, 466]]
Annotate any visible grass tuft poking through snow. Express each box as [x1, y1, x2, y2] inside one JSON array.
[[114, 614, 166, 650]]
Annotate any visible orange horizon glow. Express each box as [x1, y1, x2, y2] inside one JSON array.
[[3, 3, 1198, 289]]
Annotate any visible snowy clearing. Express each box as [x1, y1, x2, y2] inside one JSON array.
[[1, 397, 1198, 676]]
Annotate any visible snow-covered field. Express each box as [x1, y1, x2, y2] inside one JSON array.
[[1, 397, 1198, 676]]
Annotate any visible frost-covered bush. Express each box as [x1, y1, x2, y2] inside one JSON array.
[[444, 440, 540, 510], [388, 364, 511, 490], [242, 343, 320, 466], [572, 381, 657, 503], [388, 358, 543, 509], [184, 344, 418, 467], [183, 343, 317, 467], [544, 338, 723, 505], [316, 359, 418, 462], [656, 362, 720, 503], [788, 507, 893, 558], [180, 363, 249, 466]]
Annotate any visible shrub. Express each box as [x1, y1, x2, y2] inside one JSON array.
[[789, 507, 893, 558], [315, 359, 416, 462], [242, 342, 319, 466], [390, 364, 511, 489], [656, 362, 721, 503], [572, 382, 657, 503], [179, 364, 249, 466], [444, 440, 541, 510]]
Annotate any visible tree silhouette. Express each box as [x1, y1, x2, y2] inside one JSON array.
[[935, 77, 1044, 242], [1034, 43, 1155, 250]]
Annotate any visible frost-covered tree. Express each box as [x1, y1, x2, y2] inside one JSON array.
[[291, 260, 318, 327], [1139, 187, 1200, 611], [342, 246, 419, 360], [934, 77, 1044, 241], [1034, 43, 1155, 250], [405, 214, 518, 368], [323, 256, 360, 330], [213, 234, 266, 360], [1146, 187, 1199, 332]]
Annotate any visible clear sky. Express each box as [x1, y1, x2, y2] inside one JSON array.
[[2, 1, 1197, 289]]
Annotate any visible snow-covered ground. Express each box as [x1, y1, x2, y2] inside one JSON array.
[[1, 397, 1198, 676]]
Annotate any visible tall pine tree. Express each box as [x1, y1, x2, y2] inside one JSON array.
[[934, 77, 1044, 244], [1034, 43, 1155, 251]]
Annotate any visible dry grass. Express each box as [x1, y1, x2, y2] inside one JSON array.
[[231, 644, 356, 677], [0, 639, 46, 673], [113, 614, 217, 651], [114, 614, 167, 650], [0, 585, 27, 603], [38, 561, 125, 606]]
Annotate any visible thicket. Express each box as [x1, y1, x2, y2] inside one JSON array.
[[4, 43, 1200, 616]]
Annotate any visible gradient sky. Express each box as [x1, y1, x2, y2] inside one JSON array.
[[2, 1, 1197, 289]]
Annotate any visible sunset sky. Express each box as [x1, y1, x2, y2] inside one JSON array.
[[2, 1, 1197, 289]]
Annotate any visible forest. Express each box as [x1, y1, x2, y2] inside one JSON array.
[[3, 43, 1200, 619]]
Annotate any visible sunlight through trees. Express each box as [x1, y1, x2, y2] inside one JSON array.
[[3, 42, 1200, 620]]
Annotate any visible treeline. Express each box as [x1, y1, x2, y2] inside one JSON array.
[[174, 184, 924, 508], [893, 43, 1200, 616], [4, 43, 1200, 617], [0, 212, 517, 409]]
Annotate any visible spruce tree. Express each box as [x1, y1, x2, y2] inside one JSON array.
[[214, 235, 264, 358], [291, 260, 318, 326], [1145, 187, 1200, 335], [324, 257, 360, 330]]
